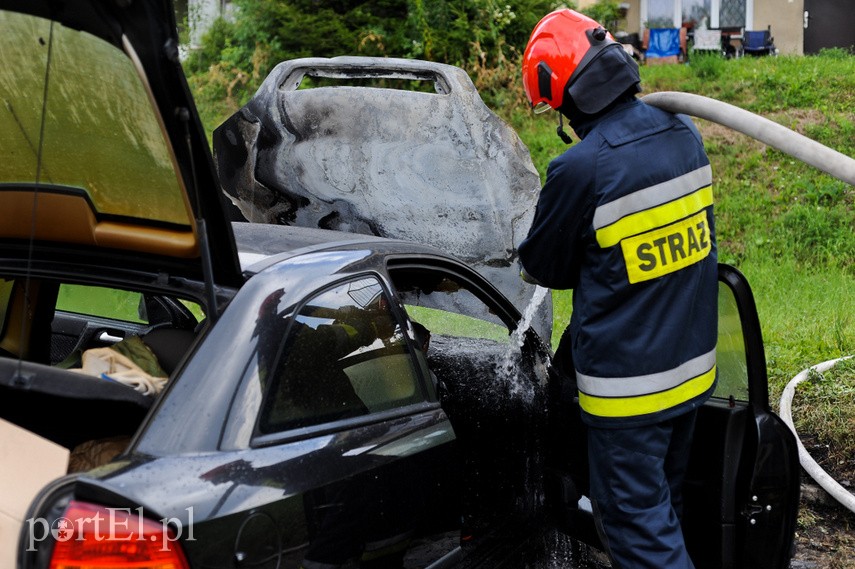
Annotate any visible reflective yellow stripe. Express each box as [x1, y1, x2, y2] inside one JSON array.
[[595, 185, 713, 248], [578, 365, 716, 418]]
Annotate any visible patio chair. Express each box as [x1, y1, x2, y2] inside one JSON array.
[[742, 26, 777, 56], [692, 29, 724, 57], [642, 27, 688, 65]]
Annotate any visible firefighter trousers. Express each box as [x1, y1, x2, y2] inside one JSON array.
[[588, 409, 697, 569]]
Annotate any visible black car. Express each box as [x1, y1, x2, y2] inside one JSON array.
[[0, 1, 798, 568]]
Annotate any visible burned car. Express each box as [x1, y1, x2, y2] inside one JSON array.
[[0, 1, 798, 568]]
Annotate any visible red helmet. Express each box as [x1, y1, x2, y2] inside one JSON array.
[[522, 9, 640, 115]]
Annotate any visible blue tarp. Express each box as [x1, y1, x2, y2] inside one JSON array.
[[647, 28, 681, 58]]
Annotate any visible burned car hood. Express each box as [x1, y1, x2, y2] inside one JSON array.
[[214, 56, 551, 338], [0, 0, 242, 287]]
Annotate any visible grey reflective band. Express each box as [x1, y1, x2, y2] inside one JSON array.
[[576, 348, 716, 398], [592, 165, 713, 230]]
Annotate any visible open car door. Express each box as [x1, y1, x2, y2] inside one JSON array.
[[682, 263, 800, 569]]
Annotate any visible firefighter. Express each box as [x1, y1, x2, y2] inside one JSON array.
[[518, 9, 717, 569]]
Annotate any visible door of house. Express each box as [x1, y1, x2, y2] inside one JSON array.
[[804, 0, 855, 54]]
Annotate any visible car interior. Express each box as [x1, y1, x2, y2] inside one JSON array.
[[0, 275, 202, 470]]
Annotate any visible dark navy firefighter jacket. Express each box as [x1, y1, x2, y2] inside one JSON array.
[[519, 98, 718, 428]]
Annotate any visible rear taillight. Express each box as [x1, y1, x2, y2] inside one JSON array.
[[48, 500, 189, 569]]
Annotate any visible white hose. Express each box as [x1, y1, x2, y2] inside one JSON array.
[[643, 91, 855, 186], [778, 356, 855, 514]]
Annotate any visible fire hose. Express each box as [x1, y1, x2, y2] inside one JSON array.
[[779, 357, 855, 515], [643, 91, 855, 186]]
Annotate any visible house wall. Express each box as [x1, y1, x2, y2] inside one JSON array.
[[624, 0, 643, 35], [753, 0, 804, 55], [586, 0, 806, 55], [576, 0, 644, 36]]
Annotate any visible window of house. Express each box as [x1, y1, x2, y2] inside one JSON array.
[[643, 0, 749, 29], [257, 277, 424, 434], [718, 0, 747, 28], [647, 0, 678, 28], [683, 0, 712, 29]]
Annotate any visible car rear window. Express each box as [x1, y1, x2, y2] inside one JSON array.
[[0, 10, 190, 227]]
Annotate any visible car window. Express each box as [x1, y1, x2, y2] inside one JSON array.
[[54, 284, 204, 326], [258, 277, 424, 434], [713, 280, 750, 402], [0, 278, 13, 336], [0, 10, 190, 227], [389, 266, 521, 402], [393, 273, 510, 343], [56, 284, 147, 324], [406, 303, 509, 343]]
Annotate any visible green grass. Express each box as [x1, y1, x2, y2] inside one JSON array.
[[741, 258, 854, 402], [56, 284, 146, 323], [56, 284, 205, 325], [793, 357, 855, 459]]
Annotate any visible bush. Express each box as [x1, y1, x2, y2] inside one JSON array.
[[579, 0, 622, 33], [184, 0, 560, 131]]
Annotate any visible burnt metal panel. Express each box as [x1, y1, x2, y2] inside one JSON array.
[[214, 57, 551, 340]]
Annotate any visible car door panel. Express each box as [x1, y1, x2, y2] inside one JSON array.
[[234, 414, 462, 568], [682, 265, 800, 569], [50, 311, 149, 365], [209, 275, 467, 566]]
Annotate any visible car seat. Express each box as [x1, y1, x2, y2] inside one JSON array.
[[139, 327, 198, 376]]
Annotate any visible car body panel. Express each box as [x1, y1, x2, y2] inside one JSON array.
[[17, 223, 549, 567], [71, 407, 461, 566]]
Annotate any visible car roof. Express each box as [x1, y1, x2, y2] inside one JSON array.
[[232, 222, 444, 273], [0, 0, 242, 287]]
